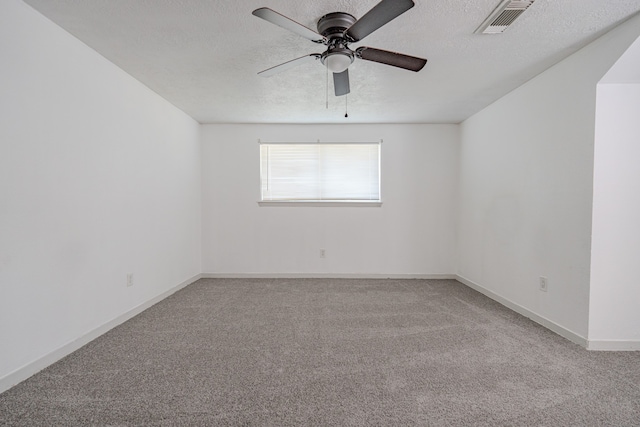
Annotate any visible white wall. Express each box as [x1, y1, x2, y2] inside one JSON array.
[[590, 82, 640, 344], [202, 124, 459, 276], [0, 0, 202, 389], [457, 13, 640, 341], [1, 2, 636, 396]]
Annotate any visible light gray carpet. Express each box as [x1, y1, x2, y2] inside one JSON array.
[[1, 278, 639, 426]]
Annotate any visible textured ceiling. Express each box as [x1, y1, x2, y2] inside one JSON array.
[[22, 0, 640, 124]]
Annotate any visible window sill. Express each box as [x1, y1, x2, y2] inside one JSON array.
[[258, 201, 382, 207]]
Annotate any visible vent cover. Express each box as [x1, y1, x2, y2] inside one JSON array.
[[475, 0, 535, 34]]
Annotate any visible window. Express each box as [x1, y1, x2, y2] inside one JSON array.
[[259, 142, 381, 204]]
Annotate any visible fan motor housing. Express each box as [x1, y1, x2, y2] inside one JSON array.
[[317, 12, 356, 39]]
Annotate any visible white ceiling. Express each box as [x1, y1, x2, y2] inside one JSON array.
[[22, 0, 640, 124]]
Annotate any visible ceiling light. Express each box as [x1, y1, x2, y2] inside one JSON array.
[[322, 50, 354, 73]]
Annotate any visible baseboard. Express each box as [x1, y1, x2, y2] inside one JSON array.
[[201, 273, 457, 279], [587, 340, 640, 351], [0, 273, 202, 394], [455, 274, 589, 349]]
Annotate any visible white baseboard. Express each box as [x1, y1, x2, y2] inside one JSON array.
[[201, 273, 457, 279], [455, 274, 589, 349], [587, 340, 640, 351], [0, 273, 202, 394]]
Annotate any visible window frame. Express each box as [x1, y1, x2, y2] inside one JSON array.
[[258, 141, 382, 207]]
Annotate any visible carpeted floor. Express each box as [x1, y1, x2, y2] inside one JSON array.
[[1, 278, 639, 426]]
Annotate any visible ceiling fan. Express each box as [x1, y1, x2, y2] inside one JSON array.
[[252, 0, 427, 97]]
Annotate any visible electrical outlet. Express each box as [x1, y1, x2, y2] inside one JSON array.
[[127, 273, 134, 287], [539, 276, 548, 292], [320, 249, 326, 258]]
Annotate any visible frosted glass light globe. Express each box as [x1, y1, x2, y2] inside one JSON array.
[[325, 53, 352, 73]]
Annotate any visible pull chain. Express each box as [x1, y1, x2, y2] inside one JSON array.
[[326, 66, 329, 109], [345, 94, 348, 118]]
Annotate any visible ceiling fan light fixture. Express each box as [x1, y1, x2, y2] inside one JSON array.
[[325, 53, 353, 73]]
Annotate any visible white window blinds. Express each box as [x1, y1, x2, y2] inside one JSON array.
[[260, 143, 381, 202]]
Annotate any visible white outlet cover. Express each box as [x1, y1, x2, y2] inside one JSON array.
[[539, 277, 548, 292]]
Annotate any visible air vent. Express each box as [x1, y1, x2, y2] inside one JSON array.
[[475, 0, 535, 34]]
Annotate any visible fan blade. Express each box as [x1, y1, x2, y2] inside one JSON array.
[[333, 70, 350, 96], [356, 47, 426, 72], [252, 8, 326, 43], [345, 0, 415, 42], [258, 54, 321, 77]]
